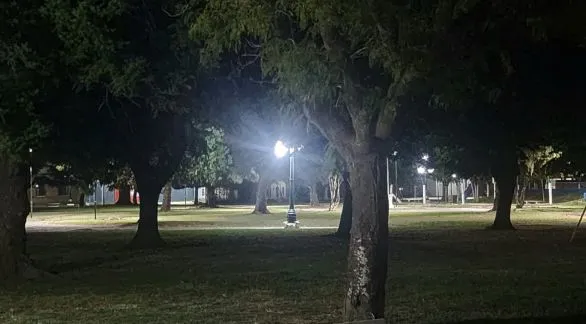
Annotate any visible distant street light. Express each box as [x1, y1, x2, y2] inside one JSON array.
[[274, 140, 301, 228], [417, 166, 434, 205], [29, 148, 33, 218], [422, 154, 429, 161]]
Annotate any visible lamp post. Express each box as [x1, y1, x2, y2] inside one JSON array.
[[417, 166, 434, 205], [393, 151, 398, 197], [29, 148, 33, 218], [274, 140, 301, 228]]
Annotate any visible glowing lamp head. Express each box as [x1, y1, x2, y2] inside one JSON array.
[[427, 168, 435, 174], [451, 173, 457, 179], [422, 154, 429, 161], [274, 140, 289, 158], [417, 166, 426, 174], [29, 148, 33, 153]]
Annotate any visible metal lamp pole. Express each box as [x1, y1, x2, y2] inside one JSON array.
[[286, 148, 297, 225], [29, 148, 33, 218]]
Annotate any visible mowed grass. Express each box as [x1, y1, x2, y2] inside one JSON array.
[[5, 208, 586, 323]]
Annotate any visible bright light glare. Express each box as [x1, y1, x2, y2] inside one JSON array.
[[274, 140, 288, 158], [451, 173, 457, 178], [417, 166, 426, 174], [422, 154, 429, 161], [427, 168, 435, 174], [29, 148, 32, 153]]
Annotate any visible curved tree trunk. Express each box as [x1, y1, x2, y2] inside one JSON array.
[[253, 175, 270, 214], [0, 159, 31, 280], [344, 152, 388, 321], [116, 185, 132, 205], [160, 182, 172, 212], [309, 183, 320, 207], [491, 156, 517, 230]]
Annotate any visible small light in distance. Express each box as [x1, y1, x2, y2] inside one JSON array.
[[417, 166, 426, 174]]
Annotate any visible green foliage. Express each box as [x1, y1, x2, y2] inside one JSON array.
[[0, 0, 57, 160], [175, 126, 233, 188]]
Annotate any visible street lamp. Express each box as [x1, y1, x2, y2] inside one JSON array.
[[417, 166, 434, 205], [29, 148, 33, 218], [274, 140, 301, 228]]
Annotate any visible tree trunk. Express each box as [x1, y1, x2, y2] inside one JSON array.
[[515, 176, 527, 209], [309, 183, 320, 207], [344, 153, 388, 321], [491, 157, 517, 230], [132, 188, 139, 205], [78, 192, 86, 207], [116, 185, 132, 205], [130, 183, 164, 248], [207, 186, 218, 208], [0, 159, 31, 280], [491, 185, 499, 212], [329, 173, 341, 211], [253, 176, 270, 214], [160, 182, 172, 212], [337, 176, 352, 238]]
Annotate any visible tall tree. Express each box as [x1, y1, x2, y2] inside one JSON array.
[[43, 0, 202, 247], [190, 1, 457, 319]]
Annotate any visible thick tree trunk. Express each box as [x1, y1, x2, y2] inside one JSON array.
[[309, 184, 320, 207], [130, 183, 164, 248], [515, 176, 527, 209], [491, 157, 517, 230], [160, 182, 172, 212], [253, 176, 270, 214], [0, 159, 31, 280], [116, 185, 132, 205], [344, 153, 388, 321]]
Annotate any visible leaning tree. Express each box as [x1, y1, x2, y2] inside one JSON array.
[[190, 0, 467, 319]]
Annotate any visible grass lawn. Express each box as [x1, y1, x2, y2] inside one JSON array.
[[5, 208, 586, 323]]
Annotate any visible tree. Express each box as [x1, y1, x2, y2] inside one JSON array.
[[191, 1, 457, 319], [189, 127, 234, 207], [42, 0, 202, 247], [516, 146, 562, 208], [0, 0, 63, 279]]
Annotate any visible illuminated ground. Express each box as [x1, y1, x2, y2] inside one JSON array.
[[4, 206, 586, 323]]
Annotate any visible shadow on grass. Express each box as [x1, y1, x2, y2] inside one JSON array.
[[445, 314, 586, 323]]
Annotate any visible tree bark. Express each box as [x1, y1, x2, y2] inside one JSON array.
[[309, 183, 320, 207], [344, 152, 388, 321], [130, 182, 164, 248], [0, 158, 31, 280], [116, 185, 132, 205], [337, 174, 352, 238], [491, 156, 517, 230], [253, 175, 270, 214], [160, 182, 172, 212]]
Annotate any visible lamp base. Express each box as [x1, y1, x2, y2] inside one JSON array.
[[283, 221, 300, 229]]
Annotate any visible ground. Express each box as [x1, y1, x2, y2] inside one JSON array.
[[4, 204, 586, 323]]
